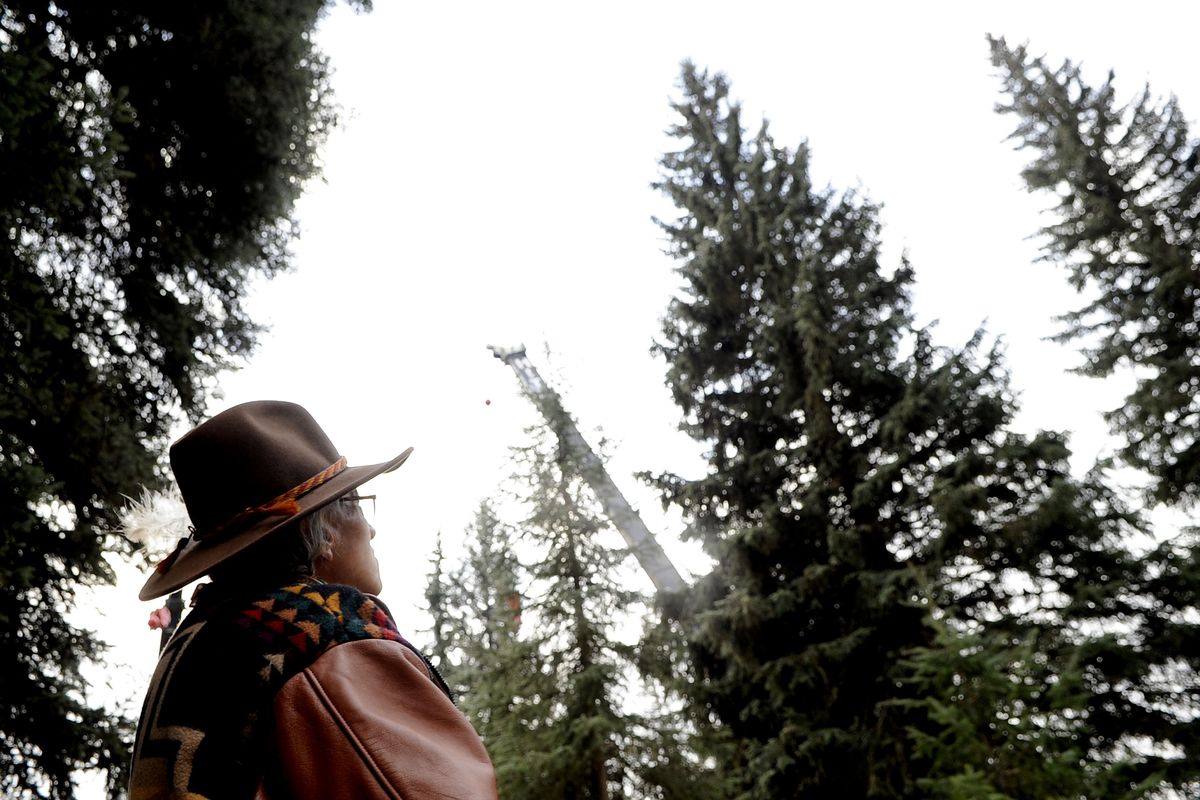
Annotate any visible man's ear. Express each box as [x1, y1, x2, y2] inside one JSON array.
[[313, 529, 337, 563]]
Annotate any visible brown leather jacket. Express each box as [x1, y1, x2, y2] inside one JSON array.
[[130, 582, 496, 800], [268, 638, 497, 799]]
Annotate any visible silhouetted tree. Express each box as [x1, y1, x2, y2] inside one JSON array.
[[0, 2, 369, 795], [651, 61, 1192, 799], [990, 35, 1200, 507]]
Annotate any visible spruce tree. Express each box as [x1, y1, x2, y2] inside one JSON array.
[[0, 2, 368, 795], [989, 35, 1200, 506], [979, 38, 1200, 797], [425, 503, 552, 792], [651, 62, 1195, 799], [428, 409, 717, 799], [896, 468, 1183, 800]]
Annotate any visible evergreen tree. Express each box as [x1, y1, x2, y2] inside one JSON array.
[[428, 408, 717, 799], [979, 38, 1200, 797], [650, 62, 1194, 799], [896, 469, 1177, 800], [425, 503, 531, 734], [989, 35, 1200, 506], [0, 2, 368, 796]]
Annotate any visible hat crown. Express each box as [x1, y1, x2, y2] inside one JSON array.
[[170, 401, 340, 538]]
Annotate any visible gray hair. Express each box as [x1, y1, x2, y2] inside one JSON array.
[[208, 495, 358, 587], [298, 498, 357, 565]]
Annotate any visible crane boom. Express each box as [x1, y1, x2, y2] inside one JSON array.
[[489, 345, 687, 599]]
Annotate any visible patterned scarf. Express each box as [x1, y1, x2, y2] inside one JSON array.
[[129, 581, 445, 800]]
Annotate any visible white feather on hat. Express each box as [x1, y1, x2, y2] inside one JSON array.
[[120, 487, 190, 560]]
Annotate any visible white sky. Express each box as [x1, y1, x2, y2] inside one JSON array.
[[74, 2, 1200, 794]]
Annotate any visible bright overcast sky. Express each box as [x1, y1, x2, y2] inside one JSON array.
[[75, 5, 1200, 789]]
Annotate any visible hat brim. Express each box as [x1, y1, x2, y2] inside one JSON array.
[[138, 447, 413, 601]]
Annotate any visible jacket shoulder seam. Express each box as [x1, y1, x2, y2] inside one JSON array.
[[299, 667, 403, 800]]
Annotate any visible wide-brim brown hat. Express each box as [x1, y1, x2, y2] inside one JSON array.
[[139, 400, 412, 601]]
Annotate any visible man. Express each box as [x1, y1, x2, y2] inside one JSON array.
[[129, 400, 497, 799]]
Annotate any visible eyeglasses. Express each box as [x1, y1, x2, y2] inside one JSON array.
[[339, 494, 376, 521]]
